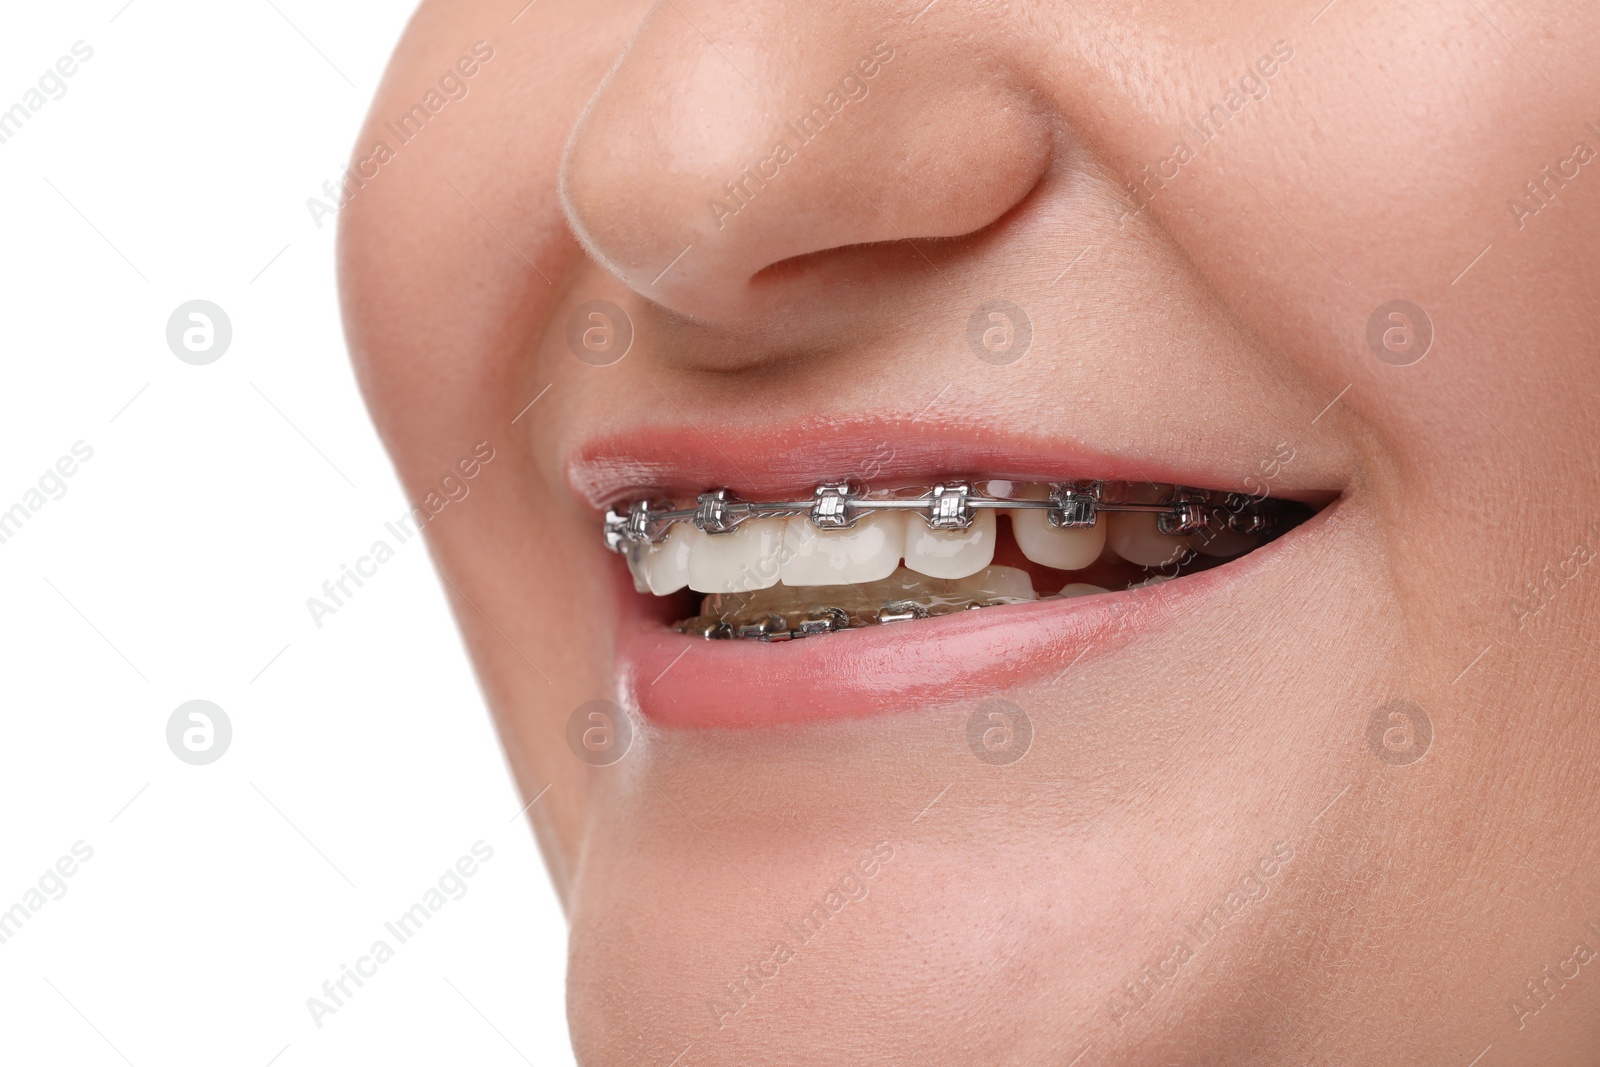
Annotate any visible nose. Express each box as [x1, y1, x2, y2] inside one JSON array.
[[560, 1, 1053, 322]]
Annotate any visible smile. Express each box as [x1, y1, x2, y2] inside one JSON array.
[[605, 478, 1314, 641], [572, 424, 1338, 727]]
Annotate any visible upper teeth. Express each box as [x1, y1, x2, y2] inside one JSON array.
[[780, 509, 906, 587], [614, 480, 1234, 595], [1008, 483, 1106, 570]]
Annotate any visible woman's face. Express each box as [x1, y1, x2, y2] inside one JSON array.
[[340, 0, 1600, 1061]]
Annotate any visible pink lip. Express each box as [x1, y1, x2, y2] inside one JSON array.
[[574, 417, 1334, 728], [614, 504, 1333, 728], [567, 416, 1291, 508]]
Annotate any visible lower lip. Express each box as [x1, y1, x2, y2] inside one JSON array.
[[614, 507, 1326, 727]]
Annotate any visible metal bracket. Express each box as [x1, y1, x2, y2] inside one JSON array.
[[605, 478, 1277, 552]]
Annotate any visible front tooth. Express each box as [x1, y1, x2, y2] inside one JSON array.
[[779, 511, 906, 586], [686, 518, 784, 593], [1106, 511, 1191, 567], [644, 530, 694, 595], [1008, 484, 1106, 570], [904, 508, 996, 579], [1059, 582, 1110, 598]]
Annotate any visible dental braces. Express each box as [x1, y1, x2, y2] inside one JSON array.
[[677, 594, 1037, 641], [604, 480, 1277, 552]]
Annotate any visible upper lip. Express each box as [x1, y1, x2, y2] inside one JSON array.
[[567, 415, 1337, 511]]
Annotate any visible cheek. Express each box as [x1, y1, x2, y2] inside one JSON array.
[[340, 2, 651, 903]]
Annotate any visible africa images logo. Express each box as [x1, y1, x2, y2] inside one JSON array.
[[705, 42, 895, 230]]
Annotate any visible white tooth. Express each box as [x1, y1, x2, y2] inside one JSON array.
[[904, 508, 996, 579], [1007, 484, 1105, 571], [644, 530, 693, 595], [959, 564, 1037, 601], [1059, 582, 1110, 598], [779, 511, 906, 587], [1106, 511, 1191, 567], [686, 518, 784, 593], [625, 543, 652, 593]]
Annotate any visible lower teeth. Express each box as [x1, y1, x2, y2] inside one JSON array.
[[674, 565, 1041, 640]]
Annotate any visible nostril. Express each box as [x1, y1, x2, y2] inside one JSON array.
[[747, 174, 1045, 289]]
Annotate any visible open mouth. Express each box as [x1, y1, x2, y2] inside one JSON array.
[[604, 478, 1318, 640], [572, 425, 1341, 726]]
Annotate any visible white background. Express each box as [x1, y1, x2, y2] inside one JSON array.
[[0, 2, 573, 1064]]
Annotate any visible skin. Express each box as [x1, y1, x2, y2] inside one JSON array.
[[338, 0, 1600, 1062]]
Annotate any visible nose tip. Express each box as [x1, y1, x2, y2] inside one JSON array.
[[559, 9, 1052, 322]]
